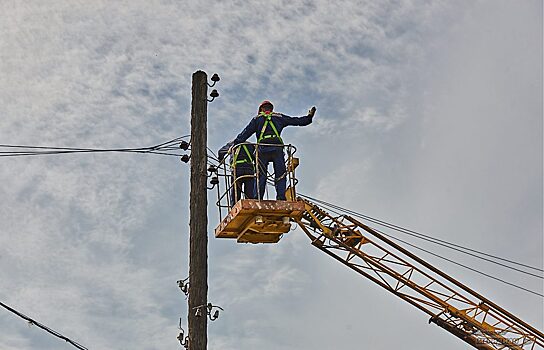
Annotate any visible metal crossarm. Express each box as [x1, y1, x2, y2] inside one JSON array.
[[296, 197, 544, 350]]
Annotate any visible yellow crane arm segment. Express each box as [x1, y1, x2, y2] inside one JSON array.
[[295, 197, 544, 350]]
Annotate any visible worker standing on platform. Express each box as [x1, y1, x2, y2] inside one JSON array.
[[232, 100, 316, 200], [218, 140, 256, 205]]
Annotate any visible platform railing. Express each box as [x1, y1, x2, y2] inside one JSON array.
[[215, 142, 299, 223]]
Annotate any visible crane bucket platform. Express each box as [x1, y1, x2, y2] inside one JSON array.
[[215, 199, 305, 243], [213, 143, 302, 243]]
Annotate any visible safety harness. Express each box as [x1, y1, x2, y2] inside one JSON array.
[[257, 112, 283, 144], [231, 144, 254, 169]]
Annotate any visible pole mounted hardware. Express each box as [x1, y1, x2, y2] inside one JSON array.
[[208, 175, 219, 190], [207, 73, 220, 87], [179, 140, 190, 151], [177, 318, 190, 349], [207, 165, 218, 173], [207, 89, 219, 102], [177, 277, 190, 298], [179, 140, 190, 163], [192, 303, 224, 321]]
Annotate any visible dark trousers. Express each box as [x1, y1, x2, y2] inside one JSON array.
[[231, 166, 256, 205], [258, 150, 287, 200]]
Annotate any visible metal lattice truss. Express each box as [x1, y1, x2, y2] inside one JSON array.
[[296, 198, 544, 350]]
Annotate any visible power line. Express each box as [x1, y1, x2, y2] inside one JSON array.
[[299, 194, 544, 298], [0, 135, 191, 158], [0, 136, 187, 156], [0, 301, 89, 350], [206, 148, 220, 162], [310, 196, 543, 279], [374, 229, 544, 298], [299, 194, 543, 274], [310, 196, 544, 298]]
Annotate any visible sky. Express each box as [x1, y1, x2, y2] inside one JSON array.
[[0, 1, 542, 349]]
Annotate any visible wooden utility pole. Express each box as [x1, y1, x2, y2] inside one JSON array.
[[188, 70, 208, 350]]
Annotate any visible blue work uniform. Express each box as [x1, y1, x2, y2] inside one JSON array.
[[218, 141, 256, 205], [232, 111, 313, 200]]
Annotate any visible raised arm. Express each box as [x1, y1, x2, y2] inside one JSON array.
[[280, 106, 316, 127]]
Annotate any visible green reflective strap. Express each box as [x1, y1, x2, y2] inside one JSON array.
[[257, 114, 283, 144], [257, 117, 269, 142], [231, 146, 241, 167], [268, 119, 282, 142], [231, 144, 254, 168], [242, 144, 254, 162]]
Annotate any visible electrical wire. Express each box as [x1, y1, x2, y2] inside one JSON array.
[[299, 194, 544, 275], [206, 147, 220, 162], [0, 301, 89, 350], [375, 228, 544, 298], [298, 194, 544, 298], [0, 135, 191, 158], [0, 135, 187, 154], [207, 153, 220, 164]]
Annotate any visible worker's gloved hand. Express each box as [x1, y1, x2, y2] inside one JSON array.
[[308, 106, 316, 118]]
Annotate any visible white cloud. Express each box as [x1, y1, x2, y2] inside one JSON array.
[[0, 0, 541, 349]]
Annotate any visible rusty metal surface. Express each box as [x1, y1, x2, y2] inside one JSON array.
[[237, 230, 282, 244], [214, 199, 304, 243], [238, 199, 305, 212]]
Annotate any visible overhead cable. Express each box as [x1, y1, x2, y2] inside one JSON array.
[[374, 228, 544, 298], [299, 194, 543, 275], [298, 194, 544, 298], [0, 135, 190, 158], [0, 301, 89, 350]]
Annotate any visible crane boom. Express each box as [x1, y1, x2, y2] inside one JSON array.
[[213, 145, 542, 349], [295, 197, 544, 350]]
